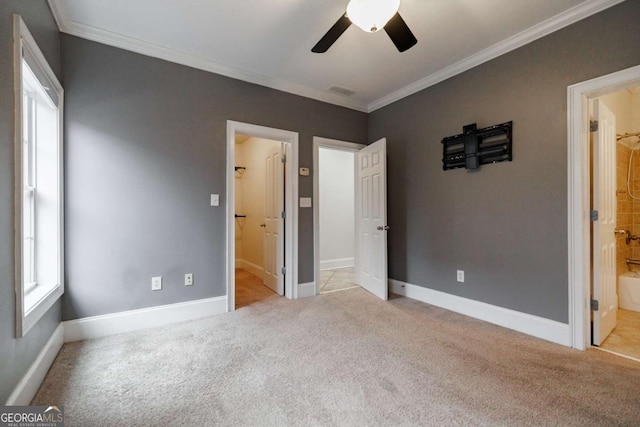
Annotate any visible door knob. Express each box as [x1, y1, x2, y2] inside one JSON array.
[[260, 224, 266, 228], [377, 225, 390, 231]]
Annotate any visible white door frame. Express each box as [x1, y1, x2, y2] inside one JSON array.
[[567, 64, 640, 350], [313, 137, 365, 295], [227, 121, 299, 311]]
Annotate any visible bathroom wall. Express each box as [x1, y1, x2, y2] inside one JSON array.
[[319, 148, 355, 269], [631, 91, 640, 262]]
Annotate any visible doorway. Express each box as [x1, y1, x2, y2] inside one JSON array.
[[313, 136, 390, 300], [234, 134, 285, 307], [589, 89, 640, 359], [226, 121, 299, 312], [568, 64, 640, 352], [316, 144, 360, 294]]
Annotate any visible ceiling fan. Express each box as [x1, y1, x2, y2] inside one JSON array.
[[312, 0, 417, 53]]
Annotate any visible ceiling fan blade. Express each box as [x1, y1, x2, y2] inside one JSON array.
[[384, 12, 417, 52], [312, 14, 351, 53]]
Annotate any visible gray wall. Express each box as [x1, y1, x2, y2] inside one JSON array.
[[369, 1, 640, 323], [0, 1, 62, 404], [62, 35, 368, 320]]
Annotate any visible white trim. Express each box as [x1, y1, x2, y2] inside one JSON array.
[[46, 0, 367, 113], [567, 65, 640, 350], [46, 0, 69, 32], [227, 121, 299, 311], [592, 346, 640, 364], [313, 137, 365, 296], [236, 259, 264, 279], [5, 324, 64, 405], [368, 0, 625, 111], [391, 279, 572, 347], [63, 296, 227, 342], [48, 0, 623, 113], [320, 258, 355, 270], [297, 282, 316, 299]]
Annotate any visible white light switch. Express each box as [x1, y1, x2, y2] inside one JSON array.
[[210, 194, 219, 206], [299, 167, 310, 176], [299, 197, 312, 208]]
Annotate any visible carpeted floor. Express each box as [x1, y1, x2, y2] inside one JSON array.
[[33, 288, 640, 426]]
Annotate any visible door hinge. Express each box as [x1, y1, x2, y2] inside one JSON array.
[[590, 299, 599, 311], [590, 210, 598, 221], [590, 120, 598, 132], [282, 154, 287, 163], [281, 211, 286, 219], [281, 267, 286, 276]]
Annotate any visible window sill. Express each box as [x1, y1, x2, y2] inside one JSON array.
[[20, 283, 63, 337]]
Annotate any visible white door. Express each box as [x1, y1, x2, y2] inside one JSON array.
[[592, 99, 617, 345], [356, 138, 388, 300], [263, 143, 285, 295]]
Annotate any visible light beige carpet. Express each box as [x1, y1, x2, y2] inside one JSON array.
[[33, 288, 640, 426]]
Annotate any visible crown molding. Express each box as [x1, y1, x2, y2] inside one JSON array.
[[47, 0, 69, 32], [46, 1, 368, 113], [48, 0, 624, 114], [367, 0, 626, 112]]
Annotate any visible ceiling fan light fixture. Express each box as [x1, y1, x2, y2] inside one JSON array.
[[346, 0, 400, 33]]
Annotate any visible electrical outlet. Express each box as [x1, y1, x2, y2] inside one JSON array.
[[185, 273, 194, 286], [151, 276, 162, 291], [457, 270, 464, 283]]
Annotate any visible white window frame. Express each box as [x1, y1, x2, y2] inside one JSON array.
[[13, 15, 64, 337]]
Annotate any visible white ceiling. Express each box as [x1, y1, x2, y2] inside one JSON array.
[[48, 0, 624, 112]]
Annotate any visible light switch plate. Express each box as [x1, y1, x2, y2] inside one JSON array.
[[210, 194, 219, 206], [299, 197, 312, 208], [299, 167, 310, 176]]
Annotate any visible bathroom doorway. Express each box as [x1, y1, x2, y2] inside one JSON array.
[[590, 87, 640, 360], [313, 137, 366, 295]]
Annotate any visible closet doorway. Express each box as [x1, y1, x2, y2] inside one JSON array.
[[226, 121, 299, 312], [234, 134, 284, 307]]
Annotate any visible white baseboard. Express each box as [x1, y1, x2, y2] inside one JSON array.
[[237, 259, 264, 279], [390, 279, 572, 347], [6, 324, 64, 405], [63, 296, 227, 342], [297, 282, 316, 298], [320, 257, 355, 270]]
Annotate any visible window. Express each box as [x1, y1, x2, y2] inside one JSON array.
[[14, 15, 64, 337]]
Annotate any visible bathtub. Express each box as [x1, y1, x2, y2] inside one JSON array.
[[619, 271, 640, 312]]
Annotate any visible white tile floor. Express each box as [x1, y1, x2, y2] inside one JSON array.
[[319, 266, 359, 293]]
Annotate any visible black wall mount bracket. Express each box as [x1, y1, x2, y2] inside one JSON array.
[[441, 121, 513, 171]]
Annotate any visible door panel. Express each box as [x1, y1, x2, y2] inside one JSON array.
[[593, 99, 617, 345], [263, 143, 284, 295], [357, 138, 388, 300]]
